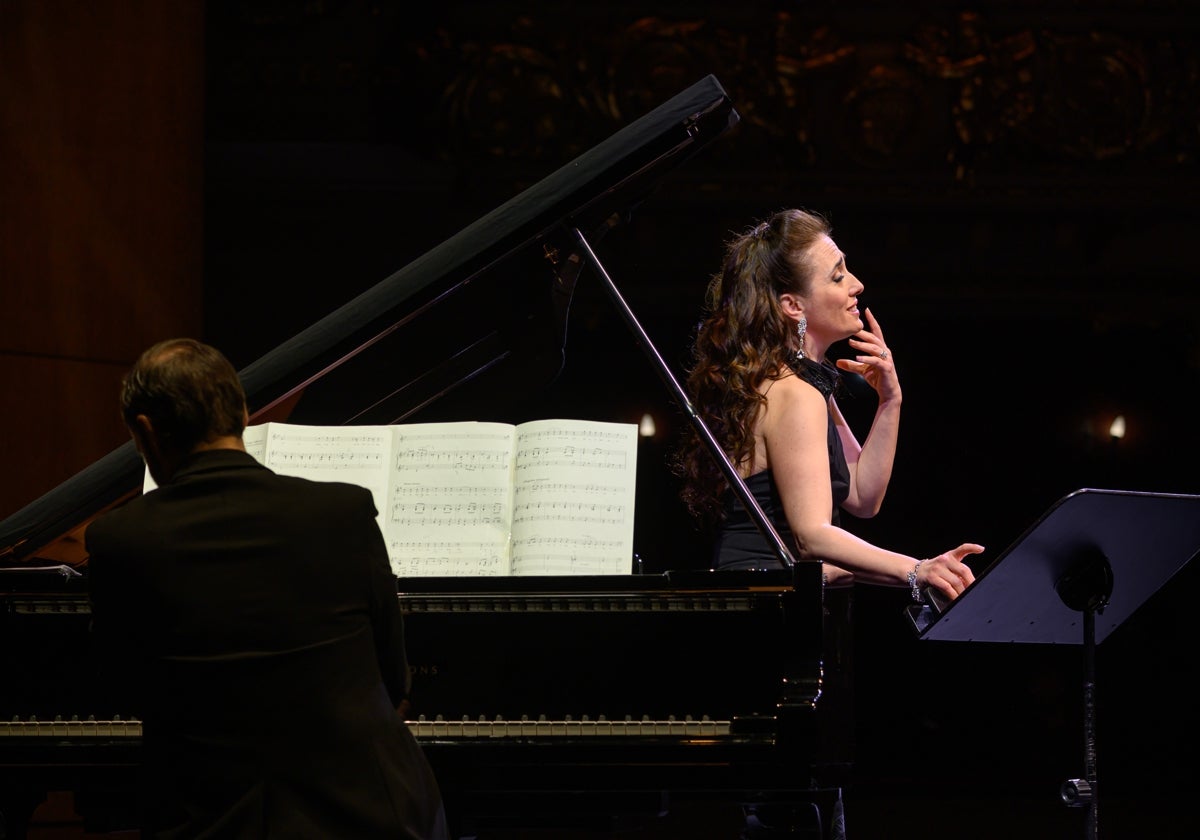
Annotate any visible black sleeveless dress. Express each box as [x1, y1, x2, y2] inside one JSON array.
[[712, 358, 850, 570]]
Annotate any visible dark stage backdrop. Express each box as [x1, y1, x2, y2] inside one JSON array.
[[4, 1, 1199, 836], [198, 3, 1200, 832]]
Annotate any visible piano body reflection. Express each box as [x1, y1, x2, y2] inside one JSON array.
[[0, 75, 853, 838]]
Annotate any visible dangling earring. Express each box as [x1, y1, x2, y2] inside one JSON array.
[[795, 317, 807, 361]]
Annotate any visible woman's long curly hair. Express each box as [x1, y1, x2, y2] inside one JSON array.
[[673, 208, 832, 526]]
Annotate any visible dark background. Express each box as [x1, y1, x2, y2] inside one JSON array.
[[5, 1, 1200, 836], [197, 2, 1200, 836]]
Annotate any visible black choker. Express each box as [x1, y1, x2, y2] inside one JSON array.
[[789, 356, 841, 399]]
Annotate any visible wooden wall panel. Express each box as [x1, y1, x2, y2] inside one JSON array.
[[0, 1, 205, 518]]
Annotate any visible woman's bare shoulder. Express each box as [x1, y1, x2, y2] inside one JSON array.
[[761, 371, 828, 438], [765, 369, 827, 406]]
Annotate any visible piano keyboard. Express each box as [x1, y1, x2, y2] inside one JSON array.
[[1, 717, 142, 737], [2, 715, 733, 739], [408, 715, 732, 738]]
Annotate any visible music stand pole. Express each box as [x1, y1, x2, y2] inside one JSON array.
[[1055, 547, 1114, 840]]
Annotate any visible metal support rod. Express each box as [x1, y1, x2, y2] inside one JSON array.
[[571, 225, 798, 570]]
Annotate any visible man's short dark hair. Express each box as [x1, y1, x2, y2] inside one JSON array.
[[121, 338, 247, 453]]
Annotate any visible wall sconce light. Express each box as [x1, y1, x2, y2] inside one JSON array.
[[1109, 414, 1126, 441], [638, 412, 657, 438]]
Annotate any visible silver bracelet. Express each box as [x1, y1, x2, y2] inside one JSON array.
[[907, 559, 925, 602]]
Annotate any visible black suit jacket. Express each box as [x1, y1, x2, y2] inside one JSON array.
[[86, 449, 447, 839]]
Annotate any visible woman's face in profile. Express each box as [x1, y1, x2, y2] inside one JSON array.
[[799, 234, 865, 344]]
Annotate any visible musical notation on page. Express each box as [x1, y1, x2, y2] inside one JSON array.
[[239, 419, 638, 577]]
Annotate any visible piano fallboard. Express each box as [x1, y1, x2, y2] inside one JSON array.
[[397, 568, 826, 727], [1, 567, 829, 727]]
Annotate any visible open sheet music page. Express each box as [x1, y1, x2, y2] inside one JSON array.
[[509, 418, 638, 576], [241, 423, 269, 467], [236, 418, 637, 577], [385, 419, 638, 577], [385, 421, 515, 577], [253, 423, 393, 521]]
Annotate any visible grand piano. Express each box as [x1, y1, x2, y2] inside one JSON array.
[[0, 75, 853, 839]]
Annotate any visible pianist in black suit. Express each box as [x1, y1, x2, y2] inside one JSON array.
[[675, 208, 982, 603], [85, 337, 448, 840]]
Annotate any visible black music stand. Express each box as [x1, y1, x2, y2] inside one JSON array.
[[907, 488, 1200, 840]]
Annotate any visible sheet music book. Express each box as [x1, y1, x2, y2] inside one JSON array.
[[147, 419, 638, 577]]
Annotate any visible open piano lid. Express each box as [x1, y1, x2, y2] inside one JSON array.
[[0, 74, 739, 569]]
